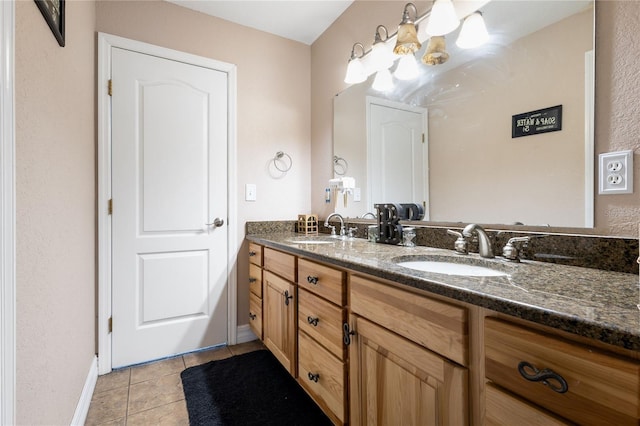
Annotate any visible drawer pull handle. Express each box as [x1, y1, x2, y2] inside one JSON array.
[[307, 316, 319, 326], [249, 277, 257, 283], [517, 361, 568, 394], [307, 372, 320, 383], [307, 276, 319, 285], [249, 251, 256, 257], [343, 323, 356, 346], [284, 290, 293, 306], [249, 312, 256, 320]]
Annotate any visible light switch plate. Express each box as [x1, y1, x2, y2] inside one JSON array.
[[245, 184, 257, 201]]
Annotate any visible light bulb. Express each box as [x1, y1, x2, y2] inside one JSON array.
[[372, 68, 394, 92], [425, 0, 459, 36], [370, 42, 394, 72], [344, 57, 367, 84], [456, 12, 489, 49], [395, 54, 419, 81]]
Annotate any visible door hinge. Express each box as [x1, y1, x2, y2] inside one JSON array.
[[108, 199, 113, 215], [422, 133, 425, 143], [108, 317, 113, 333], [108, 79, 113, 96]]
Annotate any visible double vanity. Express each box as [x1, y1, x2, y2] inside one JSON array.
[[245, 225, 640, 425]]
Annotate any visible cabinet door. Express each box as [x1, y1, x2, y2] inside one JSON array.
[[263, 270, 297, 376], [349, 315, 468, 426]]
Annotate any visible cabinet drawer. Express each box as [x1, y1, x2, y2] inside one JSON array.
[[248, 263, 262, 298], [298, 288, 346, 360], [298, 258, 345, 305], [298, 330, 346, 425], [248, 243, 262, 266], [485, 318, 640, 425], [248, 293, 262, 340], [349, 274, 468, 366], [485, 383, 570, 425], [264, 248, 296, 282]]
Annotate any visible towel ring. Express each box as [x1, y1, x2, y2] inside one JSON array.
[[333, 156, 348, 175], [273, 151, 293, 172]]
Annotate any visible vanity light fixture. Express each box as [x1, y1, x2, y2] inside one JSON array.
[[393, 3, 421, 55], [343, 2, 490, 86], [344, 42, 367, 84], [424, 0, 459, 37], [370, 25, 394, 71], [456, 11, 489, 49], [395, 54, 420, 80]]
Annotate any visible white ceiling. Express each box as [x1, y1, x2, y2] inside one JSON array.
[[166, 0, 354, 45]]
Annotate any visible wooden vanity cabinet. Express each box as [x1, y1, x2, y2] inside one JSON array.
[[263, 248, 297, 376], [248, 243, 263, 339], [485, 317, 640, 425], [297, 258, 348, 425], [348, 274, 469, 425]]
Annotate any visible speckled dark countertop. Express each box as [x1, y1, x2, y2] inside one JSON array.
[[246, 232, 640, 352]]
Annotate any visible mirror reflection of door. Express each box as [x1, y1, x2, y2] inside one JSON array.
[[367, 98, 429, 220]]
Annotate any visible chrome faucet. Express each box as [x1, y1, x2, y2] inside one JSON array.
[[324, 213, 345, 236], [360, 212, 376, 219], [462, 224, 494, 258]]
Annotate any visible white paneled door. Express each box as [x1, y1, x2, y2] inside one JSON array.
[[111, 47, 228, 368]]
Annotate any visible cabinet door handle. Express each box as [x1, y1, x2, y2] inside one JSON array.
[[249, 312, 256, 320], [307, 372, 320, 383], [517, 361, 568, 394], [307, 276, 319, 285], [343, 322, 356, 346], [284, 290, 293, 306], [307, 316, 319, 326], [249, 251, 256, 257], [249, 277, 257, 283]]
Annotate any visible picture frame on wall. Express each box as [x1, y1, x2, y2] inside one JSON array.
[[35, 0, 65, 47]]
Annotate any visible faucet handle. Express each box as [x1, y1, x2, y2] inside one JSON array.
[[348, 227, 358, 238], [326, 224, 336, 236], [447, 229, 469, 254], [502, 236, 531, 261]]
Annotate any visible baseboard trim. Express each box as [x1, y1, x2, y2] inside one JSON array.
[[70, 355, 98, 426], [236, 324, 257, 344]]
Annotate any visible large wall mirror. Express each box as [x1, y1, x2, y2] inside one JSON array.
[[333, 0, 595, 228]]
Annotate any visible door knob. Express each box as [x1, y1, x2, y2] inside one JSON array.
[[206, 218, 225, 227]]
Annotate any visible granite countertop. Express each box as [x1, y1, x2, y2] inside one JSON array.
[[246, 232, 640, 352]]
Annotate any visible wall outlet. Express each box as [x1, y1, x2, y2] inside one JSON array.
[[599, 150, 633, 194]]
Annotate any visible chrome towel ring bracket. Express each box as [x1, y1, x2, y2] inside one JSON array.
[[333, 155, 348, 175], [273, 151, 293, 173]]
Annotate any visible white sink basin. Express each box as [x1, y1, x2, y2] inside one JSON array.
[[396, 260, 509, 277]]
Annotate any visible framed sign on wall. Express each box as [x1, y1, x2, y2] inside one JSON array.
[[35, 0, 65, 47], [512, 105, 562, 138]]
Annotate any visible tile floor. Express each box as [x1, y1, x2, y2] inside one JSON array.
[[85, 339, 266, 425]]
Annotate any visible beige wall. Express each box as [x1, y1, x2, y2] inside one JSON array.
[[15, 0, 311, 422], [15, 1, 96, 424], [312, 0, 640, 237]]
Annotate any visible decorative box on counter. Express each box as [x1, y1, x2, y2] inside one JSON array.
[[297, 214, 318, 235]]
